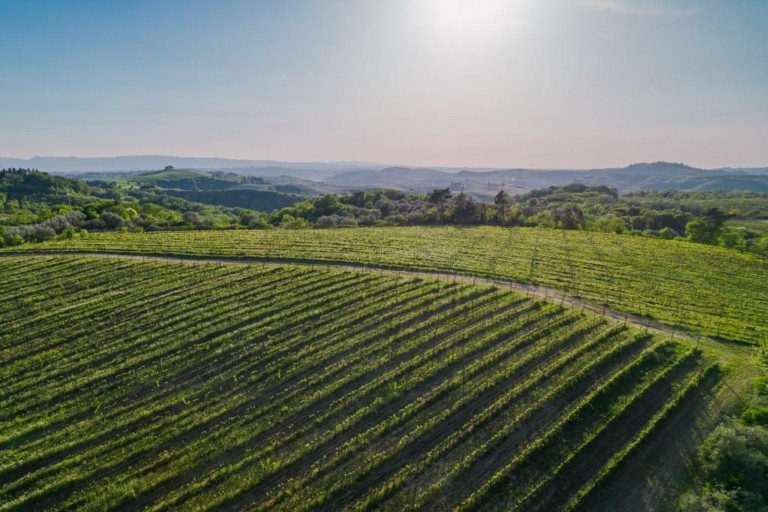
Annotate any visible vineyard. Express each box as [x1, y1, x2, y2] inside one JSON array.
[[0, 256, 719, 511], [9, 226, 768, 344]]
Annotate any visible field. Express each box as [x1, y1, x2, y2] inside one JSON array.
[[0, 255, 720, 511], [10, 226, 768, 344]]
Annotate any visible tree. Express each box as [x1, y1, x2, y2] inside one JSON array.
[[312, 194, 346, 219], [678, 421, 768, 512], [685, 219, 711, 244], [316, 215, 339, 228], [240, 213, 259, 227], [183, 211, 202, 226], [687, 207, 732, 244], [493, 190, 510, 224], [100, 211, 125, 229], [753, 235, 768, 257], [452, 193, 480, 225], [704, 207, 731, 227], [123, 207, 139, 221], [279, 214, 310, 229], [659, 227, 678, 239], [718, 228, 746, 250], [553, 205, 585, 230], [4, 233, 24, 246], [32, 226, 56, 241], [428, 188, 452, 223]]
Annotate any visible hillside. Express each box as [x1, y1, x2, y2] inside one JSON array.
[[0, 168, 91, 198], [6, 157, 768, 196], [11, 226, 767, 344], [0, 169, 275, 244], [127, 168, 237, 190], [323, 162, 768, 197], [104, 168, 307, 211], [0, 255, 722, 511], [0, 156, 386, 176]]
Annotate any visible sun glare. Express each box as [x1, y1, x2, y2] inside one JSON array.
[[419, 0, 525, 39]]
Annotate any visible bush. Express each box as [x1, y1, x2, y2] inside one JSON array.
[[358, 214, 378, 226], [337, 216, 357, 228], [100, 211, 125, 229], [742, 406, 768, 427], [701, 422, 768, 488], [660, 227, 679, 239], [33, 226, 56, 241], [279, 214, 310, 229], [678, 421, 768, 512], [316, 215, 338, 228], [4, 233, 24, 246]]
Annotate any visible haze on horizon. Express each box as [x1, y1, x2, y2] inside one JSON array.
[[1, 0, 767, 169]]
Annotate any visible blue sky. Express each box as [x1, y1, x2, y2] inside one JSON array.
[[1, 0, 766, 168]]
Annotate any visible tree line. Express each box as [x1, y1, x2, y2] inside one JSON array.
[[3, 169, 767, 257], [255, 185, 768, 256]]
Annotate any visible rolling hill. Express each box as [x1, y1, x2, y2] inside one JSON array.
[[6, 156, 768, 197], [12, 226, 766, 344], [0, 255, 721, 511], [2, 226, 764, 510]]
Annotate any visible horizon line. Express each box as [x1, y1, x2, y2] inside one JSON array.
[[1, 154, 766, 172]]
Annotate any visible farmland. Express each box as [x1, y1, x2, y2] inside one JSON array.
[[0, 255, 719, 511], [10, 226, 768, 344]]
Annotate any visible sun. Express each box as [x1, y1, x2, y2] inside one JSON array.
[[418, 0, 525, 38]]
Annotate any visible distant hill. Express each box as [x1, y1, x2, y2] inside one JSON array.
[[164, 189, 303, 211], [0, 156, 388, 176], [0, 168, 91, 198], [325, 162, 768, 197], [117, 168, 305, 211], [4, 156, 768, 195], [579, 162, 768, 192], [327, 166, 454, 190], [125, 168, 246, 191]]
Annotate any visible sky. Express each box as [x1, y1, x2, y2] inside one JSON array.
[[1, 0, 767, 168]]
